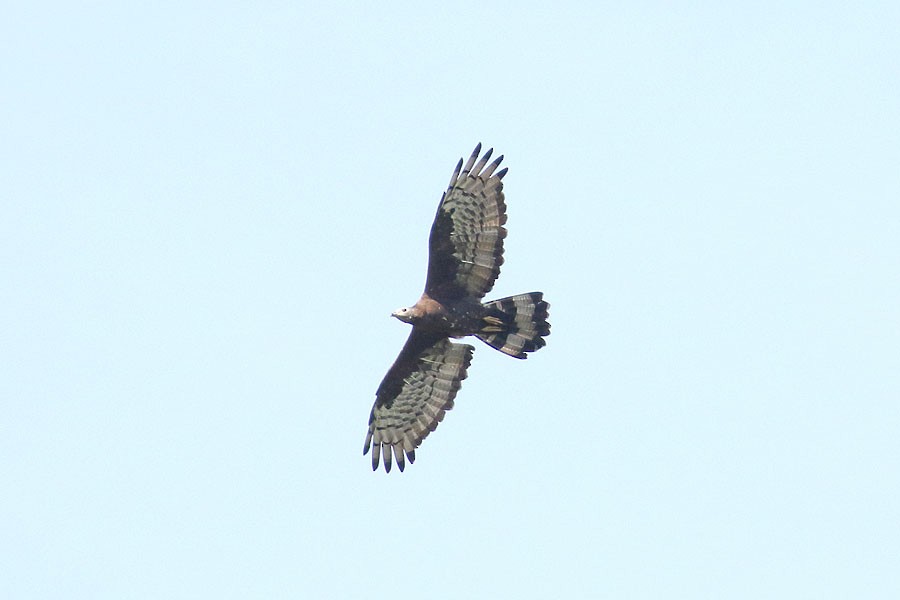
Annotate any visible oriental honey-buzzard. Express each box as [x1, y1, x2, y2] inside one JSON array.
[[364, 144, 550, 472]]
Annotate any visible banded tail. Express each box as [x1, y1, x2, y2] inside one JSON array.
[[476, 292, 550, 359]]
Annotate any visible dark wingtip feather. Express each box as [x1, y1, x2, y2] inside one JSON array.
[[496, 167, 509, 179], [448, 158, 464, 188], [395, 444, 405, 472], [382, 444, 392, 473]]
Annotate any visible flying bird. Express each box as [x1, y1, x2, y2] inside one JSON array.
[[363, 144, 551, 472]]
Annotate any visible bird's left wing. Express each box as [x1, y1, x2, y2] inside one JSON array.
[[364, 329, 474, 472], [425, 143, 508, 302]]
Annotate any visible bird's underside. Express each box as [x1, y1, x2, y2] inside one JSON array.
[[364, 144, 550, 472]]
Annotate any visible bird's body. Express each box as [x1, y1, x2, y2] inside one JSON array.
[[393, 293, 486, 336], [364, 144, 550, 472]]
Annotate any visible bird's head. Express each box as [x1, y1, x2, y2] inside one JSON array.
[[391, 306, 418, 325]]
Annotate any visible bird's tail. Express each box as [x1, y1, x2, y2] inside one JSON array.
[[476, 292, 550, 359]]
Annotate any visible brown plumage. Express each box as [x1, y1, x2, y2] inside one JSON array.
[[364, 144, 551, 472]]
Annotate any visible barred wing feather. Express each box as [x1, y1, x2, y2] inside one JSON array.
[[425, 143, 508, 302], [364, 330, 474, 472]]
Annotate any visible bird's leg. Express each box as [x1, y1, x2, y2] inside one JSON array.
[[481, 315, 506, 332]]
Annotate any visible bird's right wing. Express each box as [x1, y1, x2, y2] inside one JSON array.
[[364, 329, 474, 473]]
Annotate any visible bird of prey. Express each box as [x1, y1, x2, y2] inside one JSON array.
[[364, 143, 550, 472]]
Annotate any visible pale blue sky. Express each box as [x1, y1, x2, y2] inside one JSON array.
[[2, 2, 899, 598]]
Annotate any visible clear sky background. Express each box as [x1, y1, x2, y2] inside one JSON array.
[[2, 2, 899, 598]]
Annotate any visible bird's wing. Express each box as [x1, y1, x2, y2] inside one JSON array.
[[425, 143, 508, 302], [364, 329, 474, 472]]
